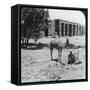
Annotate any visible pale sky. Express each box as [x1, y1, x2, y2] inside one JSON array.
[[49, 9, 85, 25]]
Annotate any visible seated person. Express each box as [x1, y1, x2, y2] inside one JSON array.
[[68, 51, 76, 64]]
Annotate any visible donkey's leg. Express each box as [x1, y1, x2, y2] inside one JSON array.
[[58, 48, 62, 63]]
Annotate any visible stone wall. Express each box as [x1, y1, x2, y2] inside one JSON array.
[[49, 19, 85, 37]]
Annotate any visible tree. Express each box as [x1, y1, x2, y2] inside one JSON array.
[[21, 8, 49, 44]]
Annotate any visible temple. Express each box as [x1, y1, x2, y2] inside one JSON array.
[[48, 19, 85, 37]]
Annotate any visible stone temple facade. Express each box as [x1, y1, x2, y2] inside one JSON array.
[[48, 19, 85, 37]]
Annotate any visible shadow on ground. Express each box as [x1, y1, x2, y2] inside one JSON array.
[[21, 42, 85, 50], [21, 43, 49, 50]]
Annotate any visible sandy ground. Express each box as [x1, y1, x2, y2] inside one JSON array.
[[21, 36, 86, 83]]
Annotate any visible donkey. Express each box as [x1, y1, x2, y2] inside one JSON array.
[[50, 38, 66, 63]]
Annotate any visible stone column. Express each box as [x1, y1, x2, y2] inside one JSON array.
[[78, 25, 80, 35], [67, 24, 69, 36], [59, 22, 62, 36], [63, 23, 65, 36], [71, 24, 73, 36], [81, 26, 83, 35], [77, 25, 78, 36], [77, 25, 79, 36], [75, 24, 77, 36], [79, 25, 81, 36]]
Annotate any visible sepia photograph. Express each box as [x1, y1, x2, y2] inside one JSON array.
[[20, 6, 87, 83]]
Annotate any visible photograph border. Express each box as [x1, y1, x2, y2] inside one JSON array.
[[18, 4, 88, 85]]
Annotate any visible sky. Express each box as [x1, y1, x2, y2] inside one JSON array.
[[49, 9, 85, 25]]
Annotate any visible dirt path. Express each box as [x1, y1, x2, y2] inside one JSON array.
[[21, 47, 85, 82]]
